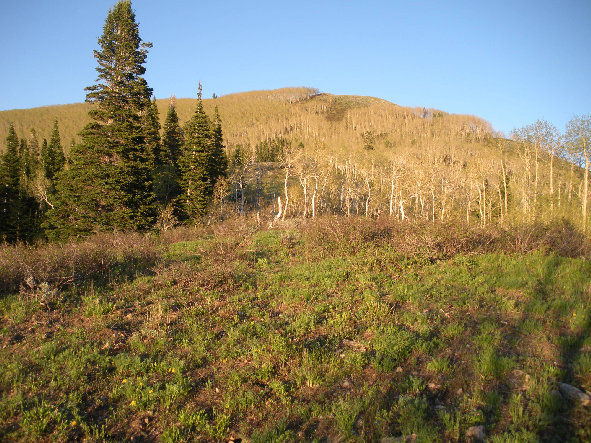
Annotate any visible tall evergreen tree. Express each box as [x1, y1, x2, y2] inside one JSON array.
[[210, 106, 228, 185], [144, 97, 162, 169], [180, 84, 212, 219], [47, 0, 156, 237], [19, 139, 32, 186], [28, 129, 41, 180], [0, 123, 23, 242], [155, 97, 184, 210], [162, 96, 183, 169], [42, 120, 66, 181]]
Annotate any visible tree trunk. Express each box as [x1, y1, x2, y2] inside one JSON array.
[[311, 176, 318, 218], [389, 178, 395, 216], [584, 149, 589, 231], [550, 146, 555, 212], [365, 177, 371, 217], [282, 168, 289, 220]]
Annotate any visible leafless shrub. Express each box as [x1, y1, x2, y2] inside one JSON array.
[[0, 232, 159, 296]]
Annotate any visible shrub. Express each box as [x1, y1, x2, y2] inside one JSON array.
[[0, 232, 158, 296]]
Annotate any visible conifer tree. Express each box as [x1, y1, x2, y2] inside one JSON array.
[[42, 120, 66, 181], [180, 84, 212, 219], [28, 129, 41, 180], [162, 97, 183, 169], [0, 125, 22, 241], [47, 0, 156, 237], [210, 106, 228, 185], [156, 97, 184, 211], [19, 139, 32, 186], [144, 97, 162, 169]]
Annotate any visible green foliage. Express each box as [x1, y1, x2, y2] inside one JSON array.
[[46, 0, 156, 238], [179, 85, 227, 220], [0, 124, 41, 242], [372, 325, 415, 372], [255, 136, 288, 162], [42, 119, 66, 181], [1, 219, 591, 440]]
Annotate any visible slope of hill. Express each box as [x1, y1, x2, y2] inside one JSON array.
[[0, 87, 491, 156], [0, 217, 590, 441], [0, 87, 585, 229]]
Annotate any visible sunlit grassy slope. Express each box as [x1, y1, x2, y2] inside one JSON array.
[[0, 87, 584, 227], [0, 87, 491, 155], [0, 218, 590, 441]]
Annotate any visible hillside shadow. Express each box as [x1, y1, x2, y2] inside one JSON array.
[[523, 255, 590, 441]]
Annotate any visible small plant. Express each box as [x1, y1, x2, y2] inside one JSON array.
[[372, 325, 415, 372], [393, 395, 438, 441], [332, 396, 364, 438], [438, 408, 461, 440], [426, 356, 451, 374], [476, 346, 514, 379]]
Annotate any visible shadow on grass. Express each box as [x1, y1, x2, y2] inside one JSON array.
[[528, 255, 591, 441]]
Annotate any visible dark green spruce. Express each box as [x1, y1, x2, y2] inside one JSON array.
[[46, 0, 156, 238], [180, 84, 215, 219], [41, 119, 66, 182], [155, 97, 184, 213], [0, 124, 40, 242]]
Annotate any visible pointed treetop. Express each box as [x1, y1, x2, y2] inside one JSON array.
[[198, 82, 203, 101]]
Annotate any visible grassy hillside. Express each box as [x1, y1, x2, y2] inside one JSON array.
[[0, 87, 586, 230], [0, 87, 491, 156], [0, 217, 590, 441]]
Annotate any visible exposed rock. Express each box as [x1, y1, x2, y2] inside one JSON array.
[[558, 382, 591, 406], [549, 389, 562, 403], [511, 369, 531, 391], [341, 378, 352, 389], [395, 366, 403, 373], [428, 382, 440, 391], [466, 425, 486, 442]]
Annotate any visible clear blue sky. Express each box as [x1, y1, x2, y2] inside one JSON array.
[[1, 0, 589, 136]]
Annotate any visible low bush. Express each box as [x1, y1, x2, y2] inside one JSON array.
[[0, 232, 158, 296]]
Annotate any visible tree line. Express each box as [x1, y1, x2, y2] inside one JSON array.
[[0, 0, 226, 243], [223, 114, 591, 232]]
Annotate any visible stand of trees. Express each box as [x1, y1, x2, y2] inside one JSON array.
[[1, 0, 590, 242], [0, 0, 226, 242], [222, 115, 591, 232]]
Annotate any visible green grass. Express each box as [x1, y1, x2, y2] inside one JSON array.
[[0, 218, 590, 441]]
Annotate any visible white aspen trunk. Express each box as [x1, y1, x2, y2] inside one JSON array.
[[399, 191, 405, 221], [483, 181, 487, 226], [550, 147, 555, 212], [584, 147, 589, 231], [431, 189, 435, 223], [234, 182, 238, 214], [534, 142, 539, 212], [282, 168, 289, 220], [501, 159, 508, 215], [346, 188, 351, 217], [275, 196, 282, 220], [478, 186, 484, 227], [389, 178, 395, 216], [365, 178, 371, 217], [301, 176, 308, 218], [568, 164, 574, 202], [239, 179, 246, 216], [311, 176, 318, 218], [419, 193, 425, 218], [497, 187, 503, 222]]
